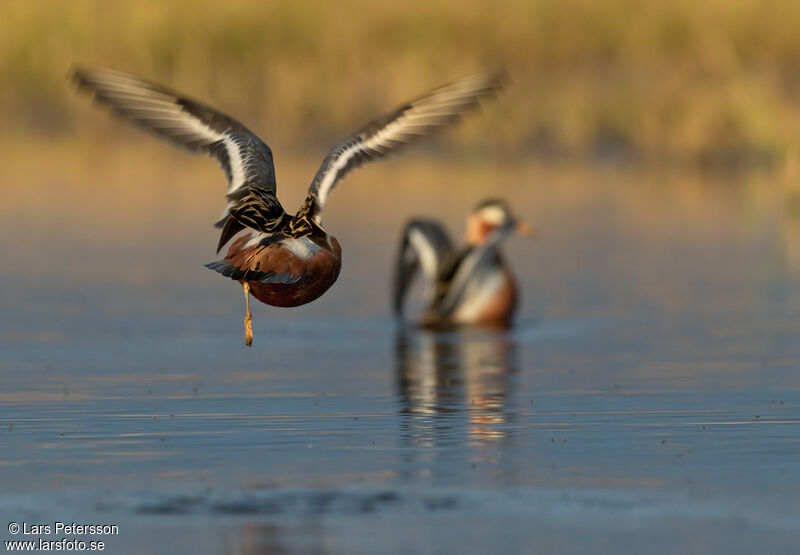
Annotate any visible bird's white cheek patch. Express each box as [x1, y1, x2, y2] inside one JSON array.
[[480, 206, 506, 226]]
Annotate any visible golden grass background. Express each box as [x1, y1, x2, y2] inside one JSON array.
[[4, 0, 800, 170]]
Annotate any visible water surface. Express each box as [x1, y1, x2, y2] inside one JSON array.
[[2, 155, 800, 553]]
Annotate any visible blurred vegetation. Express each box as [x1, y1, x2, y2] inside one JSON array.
[[4, 0, 800, 170]]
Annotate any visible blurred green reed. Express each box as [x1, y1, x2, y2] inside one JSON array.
[[4, 0, 800, 170]]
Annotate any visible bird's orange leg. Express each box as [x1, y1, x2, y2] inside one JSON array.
[[243, 282, 253, 347]]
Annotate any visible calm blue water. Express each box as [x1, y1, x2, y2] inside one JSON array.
[[2, 168, 800, 553]]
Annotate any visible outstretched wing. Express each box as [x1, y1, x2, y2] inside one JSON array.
[[71, 66, 282, 235], [393, 219, 454, 316], [306, 72, 506, 223]]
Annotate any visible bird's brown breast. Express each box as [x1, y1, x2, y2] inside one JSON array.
[[225, 235, 342, 307]]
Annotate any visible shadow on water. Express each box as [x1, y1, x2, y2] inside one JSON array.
[[395, 326, 519, 450]]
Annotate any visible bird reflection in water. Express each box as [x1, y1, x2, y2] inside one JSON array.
[[395, 327, 519, 450]]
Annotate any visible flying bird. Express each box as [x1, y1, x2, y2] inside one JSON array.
[[72, 67, 504, 345], [393, 199, 532, 329]]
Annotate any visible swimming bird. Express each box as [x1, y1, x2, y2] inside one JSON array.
[[393, 199, 532, 329], [72, 67, 503, 345]]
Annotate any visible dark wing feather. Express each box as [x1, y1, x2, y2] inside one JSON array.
[[393, 219, 454, 316], [204, 260, 300, 284], [306, 72, 506, 222], [71, 66, 282, 236]]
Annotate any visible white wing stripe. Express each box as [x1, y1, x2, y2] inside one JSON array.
[[408, 228, 439, 280], [317, 111, 460, 206], [92, 95, 224, 145], [221, 134, 247, 194], [316, 142, 361, 206], [408, 227, 441, 305]]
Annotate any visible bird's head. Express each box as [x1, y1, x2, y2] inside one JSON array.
[[464, 198, 534, 246]]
